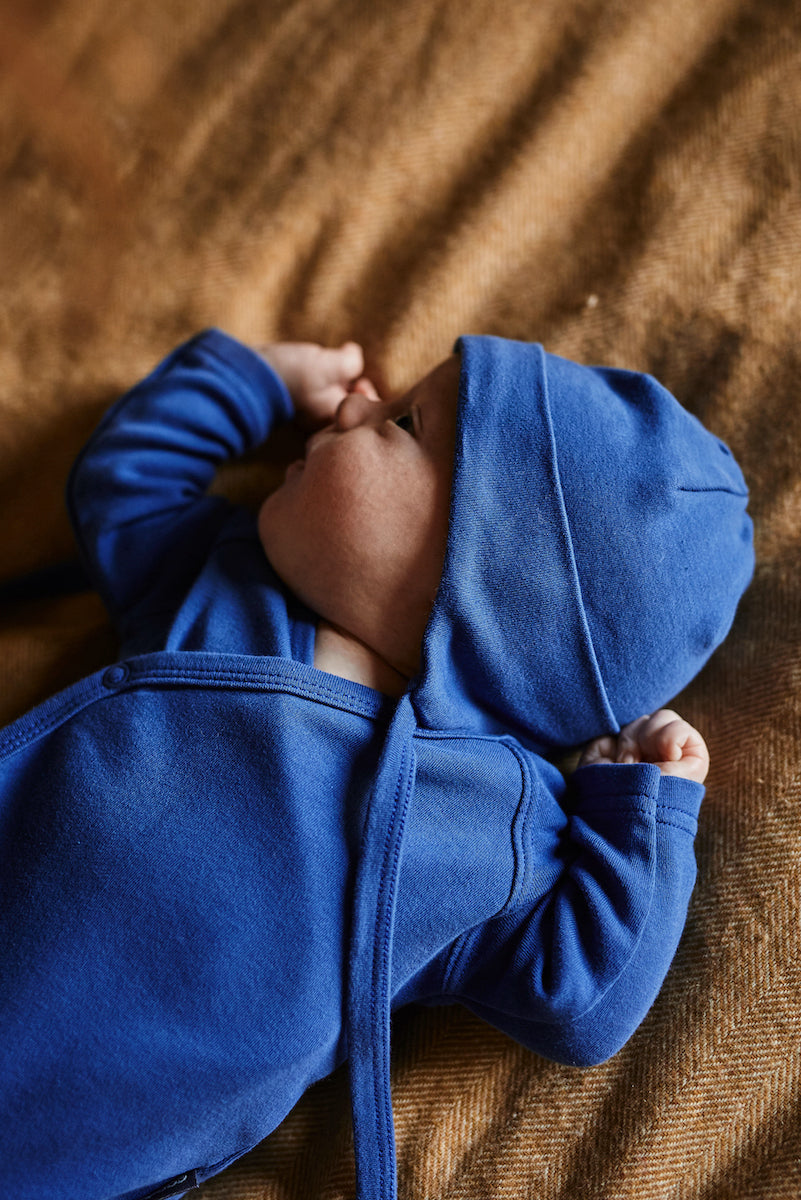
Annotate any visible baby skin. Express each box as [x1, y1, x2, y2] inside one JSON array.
[[255, 340, 709, 786], [256, 339, 459, 696]]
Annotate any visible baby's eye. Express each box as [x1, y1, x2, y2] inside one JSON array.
[[394, 412, 415, 434]]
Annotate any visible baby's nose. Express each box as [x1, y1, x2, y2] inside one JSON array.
[[335, 390, 381, 431]]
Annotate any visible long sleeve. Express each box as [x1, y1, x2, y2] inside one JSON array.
[[445, 760, 703, 1066], [66, 329, 293, 638]]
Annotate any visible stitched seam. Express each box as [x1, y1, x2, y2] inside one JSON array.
[[656, 813, 697, 833], [495, 739, 533, 915], [441, 744, 530, 990], [370, 740, 413, 1190], [0, 665, 385, 759], [677, 484, 748, 496], [125, 671, 384, 717], [0, 694, 102, 756]]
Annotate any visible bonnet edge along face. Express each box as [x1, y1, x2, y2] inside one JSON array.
[[413, 334, 618, 753]]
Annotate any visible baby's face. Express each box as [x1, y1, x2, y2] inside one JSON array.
[[258, 355, 460, 678]]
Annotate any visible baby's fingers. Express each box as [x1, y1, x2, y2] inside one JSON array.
[[625, 710, 709, 783], [577, 733, 619, 768], [613, 714, 648, 764], [309, 342, 366, 402], [332, 341, 366, 386], [639, 712, 685, 762], [351, 376, 381, 401]]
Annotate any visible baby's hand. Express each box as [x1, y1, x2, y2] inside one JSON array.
[[254, 341, 379, 429], [577, 710, 709, 784]]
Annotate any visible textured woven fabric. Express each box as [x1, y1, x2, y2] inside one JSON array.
[[1, 1, 799, 1197]]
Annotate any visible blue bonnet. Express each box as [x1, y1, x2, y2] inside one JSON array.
[[413, 335, 754, 751]]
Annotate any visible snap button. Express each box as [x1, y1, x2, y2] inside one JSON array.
[[102, 663, 130, 689]]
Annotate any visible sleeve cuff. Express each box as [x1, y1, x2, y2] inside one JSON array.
[[571, 762, 703, 828]]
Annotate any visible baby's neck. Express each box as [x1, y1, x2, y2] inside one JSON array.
[[313, 620, 409, 698]]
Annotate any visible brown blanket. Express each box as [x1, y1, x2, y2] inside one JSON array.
[[2, 0, 799, 1196]]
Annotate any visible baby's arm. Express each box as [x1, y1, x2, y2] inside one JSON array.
[[68, 331, 375, 639], [445, 741, 705, 1067], [68, 331, 296, 634], [577, 709, 709, 783]]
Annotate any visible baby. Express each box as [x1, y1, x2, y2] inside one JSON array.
[[256, 340, 460, 698], [0, 330, 753, 1200], [259, 340, 712, 772]]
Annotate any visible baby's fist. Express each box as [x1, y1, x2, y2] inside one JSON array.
[[578, 710, 709, 784], [254, 341, 373, 429]]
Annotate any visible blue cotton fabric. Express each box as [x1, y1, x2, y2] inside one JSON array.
[[416, 335, 754, 750], [0, 331, 752, 1200]]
